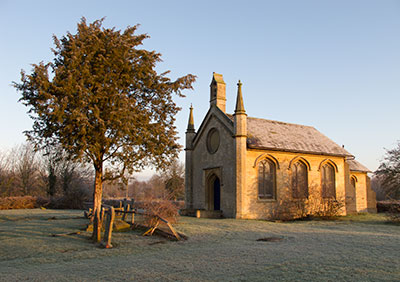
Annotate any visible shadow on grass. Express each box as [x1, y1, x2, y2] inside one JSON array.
[[264, 213, 392, 226]]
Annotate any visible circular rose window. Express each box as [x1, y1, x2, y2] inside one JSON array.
[[207, 128, 220, 154]]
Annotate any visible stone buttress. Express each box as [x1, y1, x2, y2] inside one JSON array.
[[234, 81, 247, 218], [185, 105, 195, 209]]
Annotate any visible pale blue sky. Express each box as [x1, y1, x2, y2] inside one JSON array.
[[0, 0, 399, 178]]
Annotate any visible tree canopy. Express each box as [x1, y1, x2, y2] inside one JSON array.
[[14, 18, 196, 241]]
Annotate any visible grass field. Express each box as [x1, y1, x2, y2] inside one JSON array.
[[0, 209, 399, 281]]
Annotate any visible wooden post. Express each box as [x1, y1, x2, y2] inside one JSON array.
[[122, 203, 129, 221], [102, 207, 115, 248], [131, 210, 135, 226], [150, 220, 160, 235], [129, 199, 135, 226], [166, 222, 181, 240], [88, 208, 93, 222], [143, 218, 160, 236], [100, 207, 105, 227], [158, 216, 181, 240]]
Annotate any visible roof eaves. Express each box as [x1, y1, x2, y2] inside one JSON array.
[[247, 145, 354, 158]]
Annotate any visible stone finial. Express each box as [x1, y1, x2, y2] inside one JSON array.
[[234, 80, 246, 114], [187, 104, 195, 132]]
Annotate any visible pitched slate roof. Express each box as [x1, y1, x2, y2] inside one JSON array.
[[227, 115, 352, 157], [347, 159, 371, 173]]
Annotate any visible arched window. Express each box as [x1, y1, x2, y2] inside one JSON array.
[[321, 163, 336, 198], [291, 161, 308, 198], [258, 159, 276, 199], [350, 176, 356, 189]]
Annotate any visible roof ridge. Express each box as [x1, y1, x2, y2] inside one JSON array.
[[247, 116, 314, 128], [227, 113, 315, 129]]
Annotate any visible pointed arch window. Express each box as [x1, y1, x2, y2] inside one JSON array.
[[258, 159, 276, 199], [321, 163, 336, 198], [350, 176, 357, 190], [291, 161, 308, 198]]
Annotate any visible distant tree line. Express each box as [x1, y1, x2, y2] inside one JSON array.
[[102, 160, 184, 202], [0, 142, 185, 205], [0, 143, 93, 199]]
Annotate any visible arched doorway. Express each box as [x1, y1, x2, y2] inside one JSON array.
[[213, 177, 221, 211], [207, 174, 221, 211]]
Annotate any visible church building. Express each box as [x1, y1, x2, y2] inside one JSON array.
[[184, 73, 376, 219]]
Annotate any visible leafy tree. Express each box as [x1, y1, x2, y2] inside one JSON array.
[[375, 141, 400, 199], [39, 147, 61, 197], [45, 154, 58, 197], [14, 18, 195, 242]]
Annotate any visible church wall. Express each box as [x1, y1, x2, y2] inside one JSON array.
[[240, 149, 348, 219], [351, 171, 376, 212], [191, 115, 236, 217], [344, 162, 357, 214], [350, 172, 377, 213], [351, 171, 368, 212]]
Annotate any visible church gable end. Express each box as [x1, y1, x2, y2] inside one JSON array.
[[192, 105, 233, 148], [190, 109, 236, 217]]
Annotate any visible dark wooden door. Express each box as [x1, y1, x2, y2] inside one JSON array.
[[213, 177, 220, 210]]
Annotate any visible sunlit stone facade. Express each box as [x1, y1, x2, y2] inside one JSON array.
[[185, 73, 376, 219]]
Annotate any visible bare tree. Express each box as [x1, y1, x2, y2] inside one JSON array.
[[147, 174, 167, 199], [12, 144, 43, 196], [126, 161, 185, 201], [375, 141, 400, 199], [0, 150, 16, 197], [162, 161, 184, 201], [0, 143, 93, 201], [370, 176, 387, 201]]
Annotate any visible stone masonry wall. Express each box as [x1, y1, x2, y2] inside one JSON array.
[[240, 149, 348, 219], [191, 113, 236, 217]]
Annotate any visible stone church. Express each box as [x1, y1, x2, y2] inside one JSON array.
[[184, 73, 377, 219]]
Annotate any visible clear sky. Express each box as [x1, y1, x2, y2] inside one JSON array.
[[0, 0, 399, 179]]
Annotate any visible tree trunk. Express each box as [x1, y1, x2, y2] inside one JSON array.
[[92, 165, 103, 242]]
